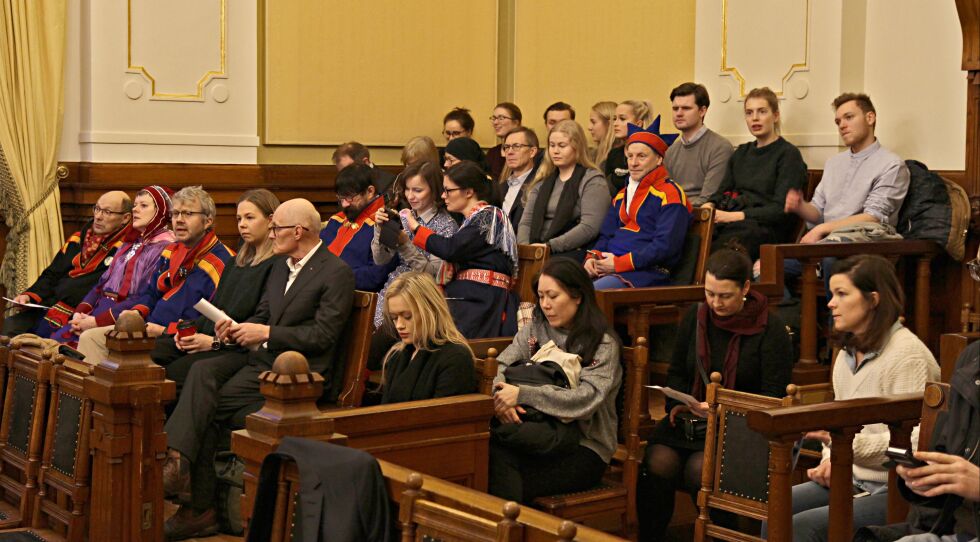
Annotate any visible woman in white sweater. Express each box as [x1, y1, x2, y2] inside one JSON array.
[[774, 255, 940, 542]]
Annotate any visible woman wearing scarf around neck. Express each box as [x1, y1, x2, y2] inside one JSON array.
[[44, 185, 176, 344], [404, 161, 519, 339], [637, 249, 792, 540]]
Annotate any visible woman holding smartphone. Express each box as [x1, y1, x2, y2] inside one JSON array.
[[372, 160, 458, 328], [765, 255, 940, 542]]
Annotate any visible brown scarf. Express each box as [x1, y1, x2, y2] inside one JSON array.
[[692, 289, 768, 400]]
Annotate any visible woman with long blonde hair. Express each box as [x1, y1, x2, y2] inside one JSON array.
[[589, 101, 618, 171], [516, 119, 611, 262], [379, 272, 477, 404], [604, 100, 655, 194]]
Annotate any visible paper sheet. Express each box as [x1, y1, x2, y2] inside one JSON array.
[[645, 385, 702, 409], [193, 299, 236, 325], [3, 297, 50, 311]]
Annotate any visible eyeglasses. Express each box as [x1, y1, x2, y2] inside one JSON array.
[[442, 187, 463, 195], [501, 143, 533, 152], [489, 115, 514, 122], [269, 224, 311, 235], [337, 194, 362, 204], [443, 130, 465, 139], [92, 205, 127, 216], [172, 210, 207, 219]]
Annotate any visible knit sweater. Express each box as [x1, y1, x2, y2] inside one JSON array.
[[493, 316, 622, 463], [517, 167, 611, 254], [821, 326, 940, 483], [708, 136, 808, 233], [664, 128, 733, 206]]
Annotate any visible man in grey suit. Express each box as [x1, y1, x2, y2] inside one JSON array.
[[162, 198, 354, 540]]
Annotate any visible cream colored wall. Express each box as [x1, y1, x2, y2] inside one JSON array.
[[59, 0, 259, 164], [259, 0, 696, 165], [694, 0, 966, 170]]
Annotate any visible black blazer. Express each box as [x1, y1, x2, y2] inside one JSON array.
[[247, 437, 394, 542], [381, 342, 476, 404], [246, 243, 354, 387]]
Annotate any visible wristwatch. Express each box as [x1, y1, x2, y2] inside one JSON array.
[[211, 337, 222, 351]]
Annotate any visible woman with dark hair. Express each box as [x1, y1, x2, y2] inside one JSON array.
[[488, 258, 622, 503], [150, 189, 282, 392], [372, 161, 458, 328], [704, 87, 807, 260], [488, 102, 523, 180], [638, 248, 793, 539], [443, 107, 475, 141], [404, 161, 519, 338], [767, 255, 940, 542], [443, 136, 489, 174]]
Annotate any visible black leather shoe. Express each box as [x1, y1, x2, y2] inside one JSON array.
[[162, 453, 190, 501], [164, 506, 219, 541]]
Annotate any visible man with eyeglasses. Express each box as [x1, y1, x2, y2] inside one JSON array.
[[499, 127, 542, 230], [2, 191, 131, 336], [332, 141, 396, 200], [75, 185, 233, 363], [320, 163, 397, 292], [161, 198, 353, 539]]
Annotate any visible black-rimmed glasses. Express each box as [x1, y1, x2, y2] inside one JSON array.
[[172, 210, 208, 219], [501, 143, 533, 152], [489, 115, 514, 122], [442, 187, 463, 195], [269, 224, 311, 234], [92, 205, 127, 216]]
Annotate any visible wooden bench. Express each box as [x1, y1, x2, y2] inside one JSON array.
[[232, 351, 495, 531]]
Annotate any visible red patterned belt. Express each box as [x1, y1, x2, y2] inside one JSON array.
[[456, 269, 513, 291]]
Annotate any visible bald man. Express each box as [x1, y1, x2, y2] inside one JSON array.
[[161, 198, 354, 539], [2, 191, 132, 336]]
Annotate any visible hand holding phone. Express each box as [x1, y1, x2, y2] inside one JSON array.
[[884, 446, 927, 469]]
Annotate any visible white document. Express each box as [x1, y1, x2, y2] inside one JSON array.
[[3, 296, 50, 311], [645, 385, 702, 409], [193, 299, 236, 325]]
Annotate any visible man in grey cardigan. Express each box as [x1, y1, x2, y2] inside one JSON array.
[[664, 82, 734, 206]]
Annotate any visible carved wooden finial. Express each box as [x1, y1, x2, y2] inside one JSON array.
[[272, 351, 311, 376], [710, 371, 723, 384], [406, 472, 423, 492], [501, 501, 520, 521], [114, 311, 146, 333], [786, 383, 798, 398], [557, 520, 577, 541]]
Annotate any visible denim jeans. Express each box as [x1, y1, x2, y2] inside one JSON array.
[[896, 535, 978, 542], [761, 479, 888, 542], [592, 274, 629, 290]]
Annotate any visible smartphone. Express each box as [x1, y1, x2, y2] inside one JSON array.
[[884, 446, 927, 468], [379, 213, 403, 248], [587, 249, 604, 260], [58, 344, 86, 362]]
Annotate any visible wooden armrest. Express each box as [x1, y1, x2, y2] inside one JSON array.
[[746, 393, 922, 439]]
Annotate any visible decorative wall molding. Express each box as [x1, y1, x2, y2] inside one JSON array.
[[720, 0, 810, 98], [79, 131, 259, 147], [126, 0, 227, 101]]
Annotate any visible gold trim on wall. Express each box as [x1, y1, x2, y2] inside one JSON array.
[[126, 0, 227, 101], [720, 0, 810, 97]]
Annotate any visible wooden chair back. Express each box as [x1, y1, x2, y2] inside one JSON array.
[[335, 291, 377, 408], [671, 206, 715, 286], [515, 244, 549, 303], [0, 335, 60, 529], [23, 356, 95, 542], [472, 347, 501, 395], [532, 337, 648, 538], [939, 332, 978, 383], [694, 373, 795, 542], [400, 472, 524, 542]]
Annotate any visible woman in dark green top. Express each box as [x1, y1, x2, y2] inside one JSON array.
[[705, 87, 807, 260], [379, 271, 476, 404], [151, 189, 281, 394]]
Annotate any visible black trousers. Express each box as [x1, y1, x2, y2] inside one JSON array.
[[164, 350, 267, 511], [488, 442, 606, 504], [1, 308, 42, 336]]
